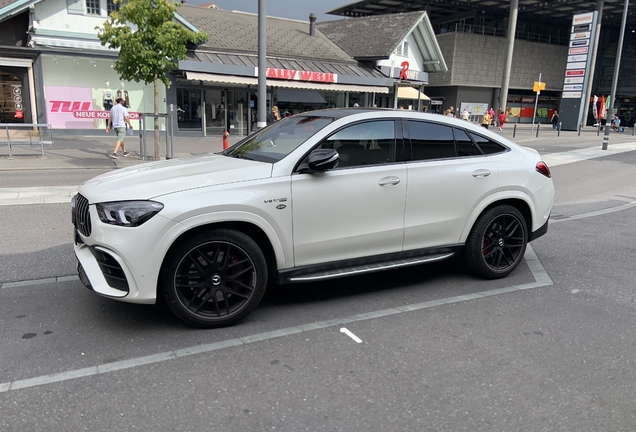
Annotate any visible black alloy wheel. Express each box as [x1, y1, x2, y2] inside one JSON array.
[[161, 229, 267, 328], [465, 205, 527, 279]]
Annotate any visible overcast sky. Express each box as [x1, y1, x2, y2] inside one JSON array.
[[188, 0, 349, 22]]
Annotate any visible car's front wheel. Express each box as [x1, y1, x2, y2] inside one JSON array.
[[160, 229, 268, 328], [464, 205, 528, 279]]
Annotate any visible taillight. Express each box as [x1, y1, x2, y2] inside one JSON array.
[[536, 161, 551, 178]]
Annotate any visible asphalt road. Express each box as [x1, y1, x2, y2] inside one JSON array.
[[1, 146, 636, 431]]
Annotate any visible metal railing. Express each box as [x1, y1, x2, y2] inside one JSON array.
[[137, 113, 174, 161], [0, 123, 54, 158]]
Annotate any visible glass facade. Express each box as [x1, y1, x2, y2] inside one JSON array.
[[41, 54, 166, 130]]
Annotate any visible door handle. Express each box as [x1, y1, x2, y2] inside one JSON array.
[[378, 176, 401, 186], [472, 169, 491, 178]]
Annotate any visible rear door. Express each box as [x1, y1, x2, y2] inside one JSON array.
[[403, 121, 499, 250]]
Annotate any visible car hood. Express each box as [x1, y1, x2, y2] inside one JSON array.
[[79, 154, 273, 203]]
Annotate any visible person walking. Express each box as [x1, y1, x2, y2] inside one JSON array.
[[498, 110, 507, 131], [272, 105, 280, 121], [551, 111, 559, 130], [481, 111, 491, 129], [444, 106, 455, 117], [105, 97, 132, 159], [489, 107, 495, 126], [461, 108, 470, 121]]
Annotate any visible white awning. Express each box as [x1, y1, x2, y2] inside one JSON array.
[[186, 72, 389, 94], [187, 72, 258, 86], [397, 87, 430, 100]]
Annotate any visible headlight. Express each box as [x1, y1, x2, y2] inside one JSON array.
[[96, 201, 164, 227]]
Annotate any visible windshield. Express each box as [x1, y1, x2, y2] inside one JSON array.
[[222, 116, 334, 163]]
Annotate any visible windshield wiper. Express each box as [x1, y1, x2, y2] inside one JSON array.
[[227, 153, 254, 160]]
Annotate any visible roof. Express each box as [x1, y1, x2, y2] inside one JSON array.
[[327, 0, 636, 25], [317, 11, 423, 60], [176, 5, 353, 62], [317, 11, 448, 73]]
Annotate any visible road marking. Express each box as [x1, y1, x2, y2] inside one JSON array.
[[0, 186, 76, 206], [542, 142, 634, 167], [0, 245, 552, 393], [340, 327, 363, 343]]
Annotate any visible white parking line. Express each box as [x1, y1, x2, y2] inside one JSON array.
[[0, 244, 552, 394], [340, 327, 363, 343]]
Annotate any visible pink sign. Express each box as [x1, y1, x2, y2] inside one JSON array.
[[45, 86, 95, 129]]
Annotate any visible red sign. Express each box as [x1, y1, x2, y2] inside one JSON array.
[[565, 70, 585, 76], [568, 47, 588, 55], [399, 61, 409, 80], [264, 68, 338, 83]]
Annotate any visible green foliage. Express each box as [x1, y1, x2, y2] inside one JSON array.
[[96, 0, 207, 88]]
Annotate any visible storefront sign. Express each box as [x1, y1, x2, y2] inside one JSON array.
[[559, 11, 598, 130], [263, 68, 338, 83], [568, 47, 588, 55], [46, 86, 139, 128]]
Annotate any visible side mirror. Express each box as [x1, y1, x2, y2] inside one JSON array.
[[306, 149, 339, 172]]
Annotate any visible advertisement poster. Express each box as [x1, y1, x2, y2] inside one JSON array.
[[459, 102, 488, 115], [45, 86, 94, 129]]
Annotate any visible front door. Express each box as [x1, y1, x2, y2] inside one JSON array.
[[291, 120, 406, 267]]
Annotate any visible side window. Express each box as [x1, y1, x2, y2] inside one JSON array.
[[319, 121, 396, 168], [454, 128, 482, 156], [468, 132, 508, 155], [407, 121, 455, 161]]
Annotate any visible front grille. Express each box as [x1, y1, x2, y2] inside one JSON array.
[[90, 247, 130, 293], [73, 193, 92, 237]]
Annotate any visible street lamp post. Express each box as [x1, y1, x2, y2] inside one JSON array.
[[257, 0, 267, 129], [602, 0, 629, 150]]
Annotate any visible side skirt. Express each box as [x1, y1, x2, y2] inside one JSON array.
[[276, 245, 463, 284]]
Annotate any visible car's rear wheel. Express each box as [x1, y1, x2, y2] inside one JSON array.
[[465, 205, 527, 279], [160, 229, 267, 328]]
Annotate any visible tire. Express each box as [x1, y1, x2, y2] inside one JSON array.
[[160, 229, 268, 328], [464, 205, 528, 279]]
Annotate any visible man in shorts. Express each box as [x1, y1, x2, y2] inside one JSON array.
[[105, 97, 133, 159]]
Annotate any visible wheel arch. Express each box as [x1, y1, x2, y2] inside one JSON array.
[[159, 221, 279, 286], [460, 194, 534, 243]]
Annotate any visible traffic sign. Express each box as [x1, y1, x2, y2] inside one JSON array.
[[533, 81, 546, 92]]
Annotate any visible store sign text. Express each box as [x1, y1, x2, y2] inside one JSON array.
[[265, 68, 338, 83]]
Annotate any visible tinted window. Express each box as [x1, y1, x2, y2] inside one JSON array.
[[408, 121, 455, 161], [468, 132, 507, 155], [454, 128, 482, 156], [223, 116, 334, 163], [319, 121, 395, 168]]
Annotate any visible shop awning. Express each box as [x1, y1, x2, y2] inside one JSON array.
[[187, 72, 258, 86], [186, 72, 389, 94], [397, 87, 430, 100], [276, 89, 327, 104]]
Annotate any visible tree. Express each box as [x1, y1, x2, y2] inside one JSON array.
[[97, 0, 206, 160]]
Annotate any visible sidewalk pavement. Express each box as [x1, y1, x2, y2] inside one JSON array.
[[0, 124, 635, 207]]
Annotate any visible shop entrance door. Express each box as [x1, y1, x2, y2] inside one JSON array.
[[0, 67, 30, 123], [176, 88, 202, 131]]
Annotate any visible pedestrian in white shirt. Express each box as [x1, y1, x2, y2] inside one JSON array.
[[105, 97, 133, 159]]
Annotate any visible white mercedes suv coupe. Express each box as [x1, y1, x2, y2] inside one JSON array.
[[72, 109, 554, 328]]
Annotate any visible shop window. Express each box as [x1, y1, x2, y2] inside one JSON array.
[[407, 121, 455, 161], [86, 0, 100, 15], [107, 0, 119, 14]]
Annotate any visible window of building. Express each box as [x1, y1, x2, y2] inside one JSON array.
[[407, 121, 455, 161], [320, 121, 396, 168], [86, 0, 100, 15], [107, 0, 120, 15], [395, 41, 409, 57]]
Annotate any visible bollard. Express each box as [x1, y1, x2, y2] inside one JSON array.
[[597, 122, 601, 136], [536, 123, 540, 138], [513, 123, 517, 138], [578, 122, 582, 136], [223, 130, 229, 150], [633, 126, 635, 136], [558, 121, 561, 137]]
